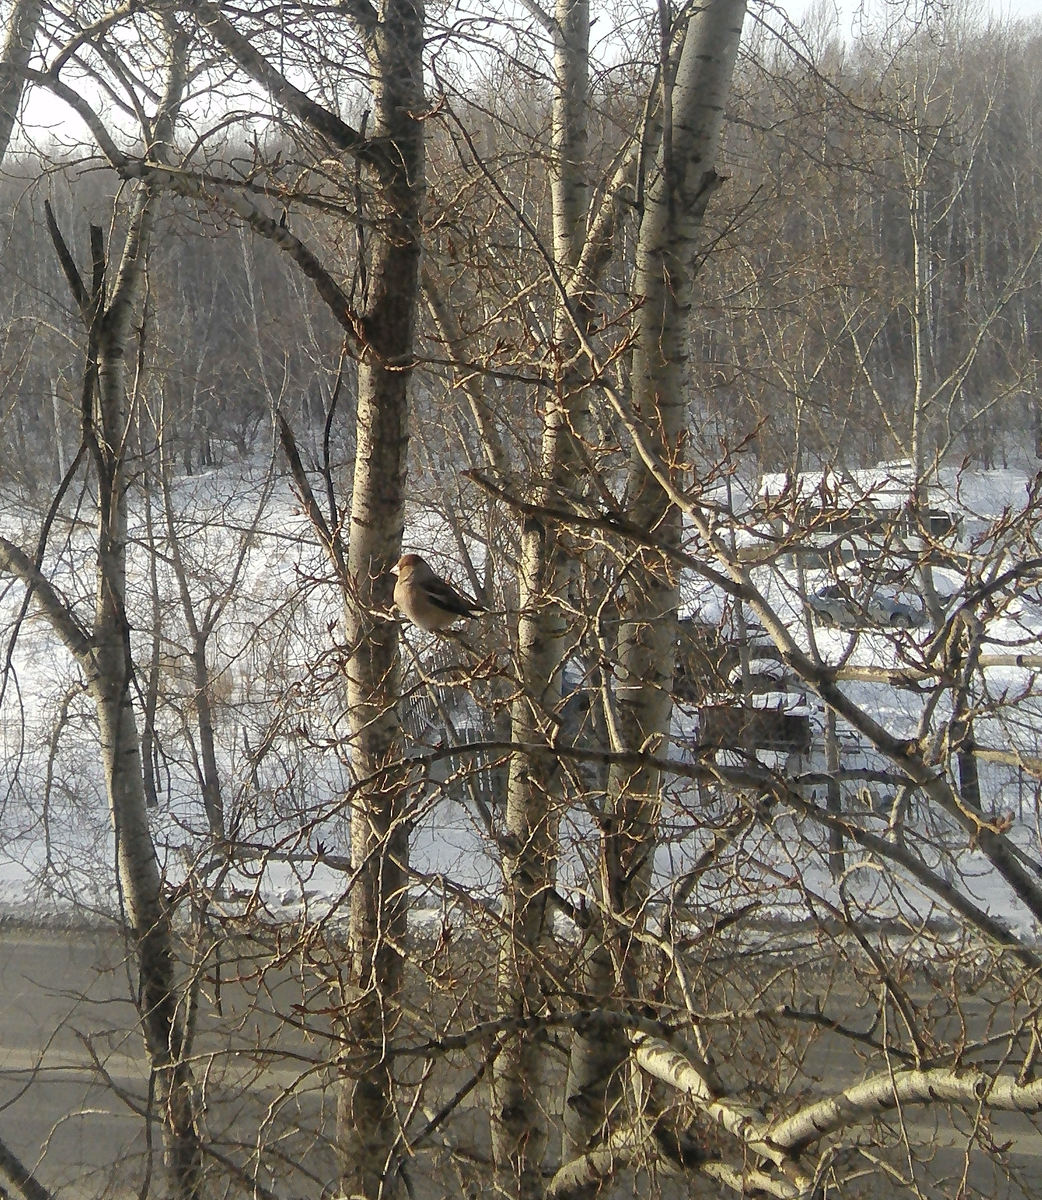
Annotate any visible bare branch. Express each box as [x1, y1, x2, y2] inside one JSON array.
[[787, 793, 1041, 968], [548, 1122, 655, 1199], [629, 1033, 805, 1181], [184, 0, 377, 162], [517, 0, 558, 35], [771, 1067, 1042, 1153], [0, 535, 92, 662], [277, 412, 348, 585], [42, 199, 89, 314]]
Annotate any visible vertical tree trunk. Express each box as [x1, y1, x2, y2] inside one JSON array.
[[491, 3, 590, 1193], [0, 0, 40, 160], [92, 674, 201, 1196], [180, 6, 427, 1191], [191, 638, 225, 837], [336, 4, 424, 1196], [65, 25, 201, 1196], [562, 0, 747, 1170]]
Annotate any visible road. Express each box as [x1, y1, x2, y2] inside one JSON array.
[[0, 923, 337, 1198], [3, 925, 1042, 1199]]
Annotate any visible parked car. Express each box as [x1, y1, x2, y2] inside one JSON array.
[[808, 582, 924, 629], [869, 588, 925, 628]]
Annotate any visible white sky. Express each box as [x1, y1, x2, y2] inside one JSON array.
[[18, 0, 1042, 154], [777, 0, 1042, 29]]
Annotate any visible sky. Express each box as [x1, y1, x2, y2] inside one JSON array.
[[778, 0, 1042, 29], [16, 0, 1042, 155]]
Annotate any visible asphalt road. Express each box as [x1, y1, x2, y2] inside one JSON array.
[[3, 926, 1042, 1199], [0, 924, 338, 1198]]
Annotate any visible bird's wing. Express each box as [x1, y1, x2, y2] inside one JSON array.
[[423, 576, 482, 617]]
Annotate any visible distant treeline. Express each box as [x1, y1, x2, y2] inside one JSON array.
[[2, 10, 1042, 498]]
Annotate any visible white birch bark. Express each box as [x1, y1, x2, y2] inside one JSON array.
[[491, 3, 591, 1193], [562, 0, 748, 1168], [175, 5, 425, 1191], [0, 0, 39, 160], [335, 6, 424, 1196]]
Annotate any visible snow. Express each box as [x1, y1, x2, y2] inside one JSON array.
[[1, 459, 1042, 946], [760, 460, 1037, 520]]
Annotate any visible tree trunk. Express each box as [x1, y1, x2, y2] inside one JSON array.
[[91, 666, 201, 1196], [562, 0, 747, 1170], [0, 0, 40, 160], [491, 2, 591, 1193], [49, 24, 201, 1195], [336, 4, 424, 1196], [191, 638, 225, 838], [178, 6, 426, 1191]]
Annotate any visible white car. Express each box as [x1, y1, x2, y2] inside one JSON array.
[[808, 583, 924, 629]]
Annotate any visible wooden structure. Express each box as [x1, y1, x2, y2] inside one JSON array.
[[698, 703, 811, 754]]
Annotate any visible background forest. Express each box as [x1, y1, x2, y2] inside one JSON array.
[[4, 4, 1042, 488], [4, 2, 1042, 1200]]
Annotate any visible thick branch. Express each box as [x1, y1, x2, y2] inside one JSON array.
[[0, 535, 92, 662], [0, 1132, 51, 1200], [549, 1123, 799, 1200], [185, 0, 377, 161], [116, 160, 361, 337], [548, 1122, 654, 1199], [42, 199, 89, 313], [629, 1033, 795, 1174], [770, 1067, 1042, 1153], [698, 1163, 799, 1199]]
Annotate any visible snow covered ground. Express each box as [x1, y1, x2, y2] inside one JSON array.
[[1, 461, 1041, 945]]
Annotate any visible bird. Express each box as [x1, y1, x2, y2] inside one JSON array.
[[391, 553, 484, 632]]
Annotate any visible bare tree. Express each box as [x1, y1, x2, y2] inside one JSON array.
[[0, 16, 202, 1197], [8, 6, 1042, 1200], [559, 0, 748, 1174]]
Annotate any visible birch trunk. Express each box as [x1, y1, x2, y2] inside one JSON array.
[[336, 4, 424, 1195], [562, 0, 747, 1169], [0, 0, 39, 160], [67, 26, 198, 1194], [92, 29, 201, 1196], [177, 5, 426, 1190], [491, 3, 590, 1193]]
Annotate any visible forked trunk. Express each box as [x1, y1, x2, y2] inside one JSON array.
[[561, 0, 747, 1176], [54, 27, 200, 1195]]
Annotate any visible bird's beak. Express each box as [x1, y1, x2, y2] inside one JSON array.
[[390, 564, 399, 576]]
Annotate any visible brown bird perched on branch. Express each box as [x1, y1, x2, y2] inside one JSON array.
[[392, 553, 483, 632]]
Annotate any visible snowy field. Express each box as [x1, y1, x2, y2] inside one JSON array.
[[1, 462, 1042, 948]]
